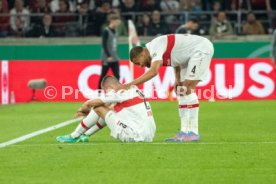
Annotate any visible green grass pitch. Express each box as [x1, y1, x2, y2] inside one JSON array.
[[0, 101, 276, 184]]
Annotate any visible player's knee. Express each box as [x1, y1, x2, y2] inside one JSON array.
[[93, 105, 110, 118], [179, 80, 199, 94], [181, 80, 199, 89], [181, 80, 192, 88], [93, 106, 101, 114]]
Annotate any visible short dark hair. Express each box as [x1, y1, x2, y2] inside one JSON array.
[[107, 12, 120, 24], [101, 75, 119, 88], [108, 13, 120, 21], [188, 18, 199, 24], [130, 46, 143, 62]]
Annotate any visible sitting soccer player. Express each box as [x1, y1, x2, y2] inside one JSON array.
[[56, 76, 156, 143]]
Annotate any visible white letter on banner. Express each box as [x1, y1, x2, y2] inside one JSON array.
[[78, 65, 101, 99], [62, 86, 73, 99], [215, 63, 244, 98], [78, 65, 131, 99], [248, 62, 274, 98], [119, 66, 131, 84]]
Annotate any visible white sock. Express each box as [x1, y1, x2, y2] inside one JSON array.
[[70, 110, 100, 138], [178, 95, 190, 133], [187, 93, 199, 134], [84, 118, 106, 136], [178, 93, 199, 134]]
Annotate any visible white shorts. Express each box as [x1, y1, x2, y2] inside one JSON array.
[[180, 41, 214, 81], [104, 111, 155, 142]]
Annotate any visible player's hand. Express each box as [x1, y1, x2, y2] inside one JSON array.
[[73, 109, 89, 118], [73, 111, 86, 118], [174, 81, 181, 94], [120, 83, 132, 90], [107, 57, 113, 61]]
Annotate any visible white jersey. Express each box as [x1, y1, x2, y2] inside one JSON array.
[[145, 34, 213, 67], [100, 85, 156, 141]]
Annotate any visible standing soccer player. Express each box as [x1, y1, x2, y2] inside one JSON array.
[[98, 13, 121, 89], [126, 34, 214, 142]]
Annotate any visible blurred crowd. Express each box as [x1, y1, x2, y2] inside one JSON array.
[[0, 0, 276, 38]]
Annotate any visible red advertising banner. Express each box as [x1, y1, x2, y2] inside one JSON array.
[[0, 58, 275, 103]]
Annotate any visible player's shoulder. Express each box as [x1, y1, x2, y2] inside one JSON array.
[[176, 34, 204, 40], [102, 27, 110, 34], [123, 85, 138, 94], [116, 85, 137, 95], [146, 35, 167, 50], [104, 90, 116, 97], [152, 35, 167, 43], [112, 86, 139, 101], [126, 85, 141, 96]]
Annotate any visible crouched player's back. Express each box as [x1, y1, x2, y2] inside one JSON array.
[[102, 85, 156, 142]]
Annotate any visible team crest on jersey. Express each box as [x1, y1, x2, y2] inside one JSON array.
[[152, 53, 157, 57]]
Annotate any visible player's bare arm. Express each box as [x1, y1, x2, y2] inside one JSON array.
[[173, 66, 181, 92], [174, 66, 181, 82], [128, 61, 161, 86], [74, 99, 105, 118]]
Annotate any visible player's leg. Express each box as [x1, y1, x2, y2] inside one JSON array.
[[178, 80, 200, 141], [166, 49, 213, 142], [83, 118, 106, 137], [183, 50, 213, 140], [93, 106, 140, 142], [165, 79, 200, 142], [110, 61, 120, 80], [56, 109, 103, 143]]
